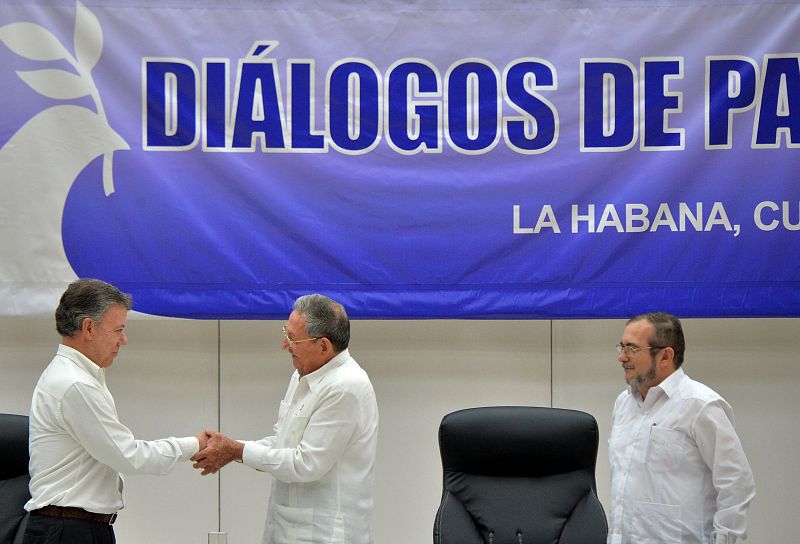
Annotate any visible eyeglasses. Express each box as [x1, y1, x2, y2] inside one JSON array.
[[282, 326, 321, 346], [616, 344, 665, 356]]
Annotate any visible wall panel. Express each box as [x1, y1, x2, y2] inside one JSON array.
[[353, 320, 552, 544], [106, 317, 219, 544]]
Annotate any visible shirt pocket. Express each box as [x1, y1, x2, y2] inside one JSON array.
[[646, 426, 690, 473], [272, 503, 314, 544]]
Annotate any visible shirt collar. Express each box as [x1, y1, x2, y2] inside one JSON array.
[[303, 348, 350, 391], [57, 343, 105, 382], [656, 366, 685, 398]]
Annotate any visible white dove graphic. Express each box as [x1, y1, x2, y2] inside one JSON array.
[[0, 1, 128, 314]]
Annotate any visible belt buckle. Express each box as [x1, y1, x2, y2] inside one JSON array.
[[108, 512, 117, 525]]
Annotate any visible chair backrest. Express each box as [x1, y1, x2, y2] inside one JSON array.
[[0, 413, 31, 544], [434, 406, 607, 544]]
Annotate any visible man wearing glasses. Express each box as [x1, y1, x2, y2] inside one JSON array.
[[607, 312, 755, 544], [191, 294, 378, 544]]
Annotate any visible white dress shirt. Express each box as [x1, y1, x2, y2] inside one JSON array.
[[241, 349, 379, 544], [608, 368, 756, 544], [26, 344, 199, 514]]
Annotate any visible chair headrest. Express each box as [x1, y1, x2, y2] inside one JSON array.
[[0, 414, 30, 480], [438, 406, 598, 477]]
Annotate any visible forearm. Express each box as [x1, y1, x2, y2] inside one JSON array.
[[65, 384, 198, 474]]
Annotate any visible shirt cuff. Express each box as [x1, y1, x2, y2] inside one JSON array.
[[241, 441, 258, 468], [241, 440, 276, 470], [177, 436, 201, 459]]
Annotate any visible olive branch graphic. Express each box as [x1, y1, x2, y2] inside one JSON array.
[[0, 0, 121, 195]]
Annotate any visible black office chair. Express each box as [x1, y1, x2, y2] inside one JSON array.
[[0, 414, 31, 544], [434, 406, 607, 544]]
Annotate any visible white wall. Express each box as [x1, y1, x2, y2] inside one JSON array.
[[1, 316, 797, 543]]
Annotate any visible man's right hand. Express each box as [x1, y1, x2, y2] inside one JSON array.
[[190, 430, 244, 475]]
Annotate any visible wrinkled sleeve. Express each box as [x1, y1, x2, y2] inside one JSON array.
[[244, 435, 278, 450], [61, 382, 199, 475], [241, 389, 359, 483], [692, 399, 756, 542]]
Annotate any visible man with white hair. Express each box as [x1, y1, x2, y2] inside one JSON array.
[[192, 294, 379, 544]]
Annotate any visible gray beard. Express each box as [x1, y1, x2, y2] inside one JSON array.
[[627, 364, 657, 394]]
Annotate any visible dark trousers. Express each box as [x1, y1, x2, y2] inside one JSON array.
[[22, 515, 115, 544]]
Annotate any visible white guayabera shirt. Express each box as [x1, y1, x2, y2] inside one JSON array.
[[26, 344, 199, 514], [241, 349, 379, 544], [608, 368, 756, 544]]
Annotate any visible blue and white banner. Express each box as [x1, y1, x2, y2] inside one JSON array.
[[1, 0, 799, 318]]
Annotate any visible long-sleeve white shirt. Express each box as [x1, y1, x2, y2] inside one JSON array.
[[241, 349, 378, 544], [25, 344, 199, 514], [608, 368, 756, 544]]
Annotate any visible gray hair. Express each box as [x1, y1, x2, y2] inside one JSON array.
[[293, 294, 350, 352], [627, 312, 686, 367], [55, 279, 132, 337]]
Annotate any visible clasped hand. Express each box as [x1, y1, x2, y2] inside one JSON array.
[[191, 429, 244, 475]]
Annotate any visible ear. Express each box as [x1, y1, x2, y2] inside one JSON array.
[[659, 346, 676, 369], [81, 317, 95, 337], [319, 337, 332, 353]]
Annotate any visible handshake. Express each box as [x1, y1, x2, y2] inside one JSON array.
[[191, 430, 245, 475]]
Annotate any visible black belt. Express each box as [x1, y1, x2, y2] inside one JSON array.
[[31, 505, 117, 525]]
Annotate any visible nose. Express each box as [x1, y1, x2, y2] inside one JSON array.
[[120, 332, 129, 346], [281, 338, 291, 351]]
